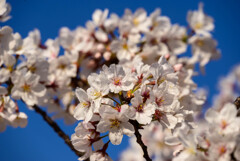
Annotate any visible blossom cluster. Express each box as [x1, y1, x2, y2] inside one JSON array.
[[70, 4, 221, 160], [0, 1, 218, 132], [2, 0, 239, 161], [213, 64, 240, 111], [120, 103, 240, 161], [122, 66, 240, 161], [119, 66, 240, 161]]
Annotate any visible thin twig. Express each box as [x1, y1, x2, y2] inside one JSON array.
[[234, 97, 240, 117], [32, 105, 83, 157], [129, 120, 152, 161], [230, 96, 240, 161]]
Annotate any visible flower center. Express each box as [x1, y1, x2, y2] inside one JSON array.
[[136, 104, 144, 112], [113, 78, 121, 86], [7, 66, 13, 72], [22, 84, 31, 92], [58, 64, 67, 70], [133, 18, 140, 26], [110, 119, 121, 128], [93, 91, 102, 98], [196, 40, 204, 47], [194, 22, 203, 29], [221, 120, 228, 129], [219, 145, 226, 155], [80, 101, 90, 108], [29, 66, 37, 72], [155, 97, 164, 106], [122, 43, 128, 50], [153, 109, 163, 121], [187, 147, 196, 154]]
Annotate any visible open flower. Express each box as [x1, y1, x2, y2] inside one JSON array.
[[11, 70, 46, 106], [97, 105, 134, 145]]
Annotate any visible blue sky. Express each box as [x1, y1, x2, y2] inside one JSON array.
[[1, 0, 240, 160]]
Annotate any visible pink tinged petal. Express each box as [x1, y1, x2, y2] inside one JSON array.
[[109, 129, 123, 145]]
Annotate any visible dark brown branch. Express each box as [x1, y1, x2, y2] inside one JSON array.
[[230, 96, 240, 161], [129, 120, 152, 161], [32, 105, 83, 157], [234, 96, 240, 114]]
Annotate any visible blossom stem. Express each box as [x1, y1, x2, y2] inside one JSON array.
[[106, 95, 119, 105], [99, 134, 109, 139], [32, 105, 83, 158], [129, 120, 152, 161]]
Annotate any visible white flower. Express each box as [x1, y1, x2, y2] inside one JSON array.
[[110, 39, 139, 61], [187, 3, 214, 36], [166, 24, 187, 55], [188, 35, 220, 69], [17, 54, 49, 82], [42, 38, 60, 60], [92, 9, 109, 27], [49, 54, 77, 78], [97, 105, 134, 145], [207, 135, 235, 161], [122, 8, 151, 33], [58, 27, 75, 50], [71, 133, 103, 160], [16, 29, 41, 55], [149, 57, 178, 84], [205, 103, 240, 135], [87, 73, 109, 110], [130, 93, 155, 125], [11, 70, 46, 106], [151, 82, 177, 111], [0, 0, 11, 22], [9, 112, 28, 128], [104, 13, 119, 32], [0, 52, 16, 83], [102, 64, 135, 93], [74, 88, 94, 122]]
